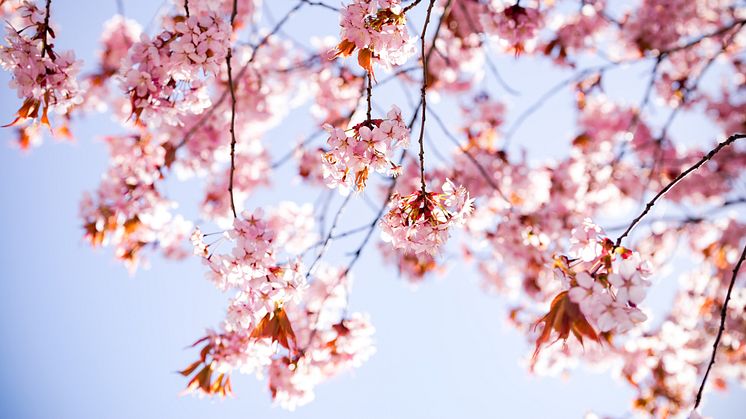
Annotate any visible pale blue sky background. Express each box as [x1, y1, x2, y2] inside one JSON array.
[[0, 1, 744, 418]]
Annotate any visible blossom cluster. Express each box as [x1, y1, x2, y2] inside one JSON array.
[[121, 12, 230, 125], [481, 2, 543, 54], [334, 0, 415, 75], [2, 0, 745, 415], [322, 105, 409, 193], [0, 1, 81, 130], [381, 180, 474, 255], [186, 215, 376, 409], [533, 220, 651, 362], [80, 134, 191, 272]]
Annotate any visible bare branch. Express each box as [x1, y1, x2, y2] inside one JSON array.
[[614, 133, 745, 248], [694, 241, 746, 409], [415, 0, 445, 195], [305, 193, 353, 280], [226, 0, 239, 218]]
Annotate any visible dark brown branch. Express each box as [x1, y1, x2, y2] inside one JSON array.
[[603, 197, 746, 232], [415, 0, 440, 195], [40, 0, 52, 58], [614, 133, 745, 248], [184, 0, 190, 17], [694, 241, 746, 409], [663, 19, 745, 55], [226, 0, 239, 218], [402, 0, 423, 14], [366, 74, 373, 122]]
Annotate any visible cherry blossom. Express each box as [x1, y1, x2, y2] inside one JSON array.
[[381, 179, 473, 255], [481, 1, 543, 54], [0, 1, 81, 131], [334, 0, 415, 76], [322, 105, 409, 193], [2, 0, 745, 415]]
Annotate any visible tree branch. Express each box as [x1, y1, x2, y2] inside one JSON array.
[[694, 241, 746, 409], [226, 0, 239, 218], [614, 133, 745, 248], [415, 0, 441, 195], [40, 0, 52, 58]]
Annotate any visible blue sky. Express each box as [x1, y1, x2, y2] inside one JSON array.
[[0, 1, 744, 418]]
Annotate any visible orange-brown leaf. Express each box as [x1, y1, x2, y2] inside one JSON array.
[[531, 291, 600, 366], [250, 307, 297, 352], [357, 48, 376, 81], [333, 38, 357, 58]]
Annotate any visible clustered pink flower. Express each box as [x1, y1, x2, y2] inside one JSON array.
[[268, 312, 375, 410], [78, 15, 142, 113], [185, 223, 377, 409], [334, 0, 415, 75], [322, 105, 409, 193], [94, 15, 142, 83], [195, 209, 306, 296], [532, 219, 650, 360], [0, 1, 82, 128], [312, 66, 364, 126], [121, 12, 230, 125], [543, 4, 608, 65], [426, 23, 484, 92], [381, 180, 474, 255], [80, 134, 191, 272], [623, 0, 698, 53], [565, 226, 651, 333], [481, 2, 543, 54]]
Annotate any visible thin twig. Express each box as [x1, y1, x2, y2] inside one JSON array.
[[184, 0, 190, 17], [298, 0, 339, 12], [694, 241, 746, 409], [305, 193, 353, 280], [271, 77, 367, 168], [429, 108, 510, 203], [455, 0, 519, 96], [614, 133, 745, 248]]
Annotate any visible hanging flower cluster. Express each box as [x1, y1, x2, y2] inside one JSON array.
[[481, 2, 543, 54], [334, 0, 415, 76], [0, 1, 81, 128], [80, 134, 192, 272], [381, 180, 474, 255], [186, 214, 375, 409], [121, 11, 230, 125], [532, 219, 651, 362], [322, 105, 409, 194]]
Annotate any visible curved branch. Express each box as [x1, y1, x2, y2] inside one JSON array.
[[694, 241, 746, 409], [614, 133, 745, 248]]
